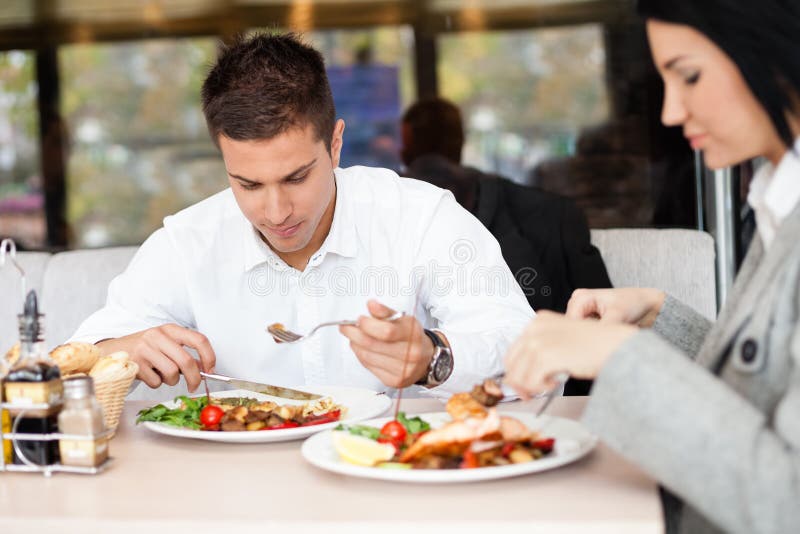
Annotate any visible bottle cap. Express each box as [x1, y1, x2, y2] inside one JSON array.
[[18, 290, 44, 343]]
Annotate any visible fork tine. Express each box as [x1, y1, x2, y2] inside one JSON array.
[[272, 332, 295, 343], [267, 325, 300, 343], [267, 317, 367, 344]]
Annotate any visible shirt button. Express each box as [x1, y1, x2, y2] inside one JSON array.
[[740, 339, 758, 363]]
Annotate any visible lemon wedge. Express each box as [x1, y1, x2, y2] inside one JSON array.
[[332, 431, 396, 467]]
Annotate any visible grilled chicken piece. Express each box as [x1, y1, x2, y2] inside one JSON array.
[[470, 379, 504, 407], [254, 401, 278, 413], [245, 409, 270, 423], [228, 406, 248, 423], [276, 404, 303, 421], [446, 393, 488, 421], [499, 416, 532, 442], [220, 415, 246, 432], [399, 409, 502, 463]]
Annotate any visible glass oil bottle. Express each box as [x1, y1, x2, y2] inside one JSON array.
[[3, 290, 62, 466]]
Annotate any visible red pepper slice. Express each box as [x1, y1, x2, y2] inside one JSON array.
[[266, 421, 301, 430], [531, 438, 555, 453], [302, 415, 340, 427], [501, 442, 516, 457], [301, 410, 342, 426], [460, 449, 479, 469]]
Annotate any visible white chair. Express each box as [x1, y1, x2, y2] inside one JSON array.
[[591, 228, 717, 320], [1, 228, 718, 353]]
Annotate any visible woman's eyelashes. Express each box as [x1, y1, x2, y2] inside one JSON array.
[[684, 71, 701, 85]]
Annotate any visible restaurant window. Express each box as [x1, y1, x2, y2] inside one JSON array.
[[307, 26, 415, 172], [60, 37, 224, 248], [438, 24, 609, 186], [0, 50, 43, 249], [438, 21, 692, 229]]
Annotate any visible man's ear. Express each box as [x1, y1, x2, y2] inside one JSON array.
[[330, 119, 346, 168]]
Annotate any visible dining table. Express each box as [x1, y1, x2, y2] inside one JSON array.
[[0, 395, 664, 534]]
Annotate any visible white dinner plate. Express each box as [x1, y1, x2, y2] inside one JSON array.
[[139, 385, 392, 443], [301, 411, 597, 483]]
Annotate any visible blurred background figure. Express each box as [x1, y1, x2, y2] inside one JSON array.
[[401, 97, 612, 314], [401, 98, 612, 396]]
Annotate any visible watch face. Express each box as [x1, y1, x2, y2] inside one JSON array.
[[433, 350, 454, 382]]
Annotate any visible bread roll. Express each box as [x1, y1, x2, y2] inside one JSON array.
[[50, 342, 101, 375], [90, 351, 137, 383]]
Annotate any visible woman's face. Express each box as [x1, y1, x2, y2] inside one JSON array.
[[647, 19, 786, 167]]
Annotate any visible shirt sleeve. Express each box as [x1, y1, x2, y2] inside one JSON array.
[[69, 227, 195, 344], [651, 293, 714, 359], [414, 192, 535, 395], [582, 329, 800, 534]]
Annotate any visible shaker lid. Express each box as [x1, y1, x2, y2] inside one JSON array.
[[63, 375, 95, 399]]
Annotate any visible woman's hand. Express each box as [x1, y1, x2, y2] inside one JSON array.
[[504, 311, 638, 398], [566, 288, 666, 327]]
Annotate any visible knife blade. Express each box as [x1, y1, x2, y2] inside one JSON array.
[[199, 372, 323, 401]]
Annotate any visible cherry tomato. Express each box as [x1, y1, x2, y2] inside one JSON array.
[[380, 420, 408, 443], [200, 405, 224, 430]]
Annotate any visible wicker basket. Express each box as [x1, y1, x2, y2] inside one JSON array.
[[92, 363, 139, 432]]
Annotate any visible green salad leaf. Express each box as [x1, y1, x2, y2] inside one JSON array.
[[334, 423, 381, 440], [136, 395, 209, 429], [397, 412, 430, 434], [334, 411, 431, 440]]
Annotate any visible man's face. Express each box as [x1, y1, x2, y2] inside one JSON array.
[[220, 120, 344, 257]]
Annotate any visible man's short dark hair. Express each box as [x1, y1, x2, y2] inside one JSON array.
[[201, 32, 336, 150], [401, 97, 465, 166]]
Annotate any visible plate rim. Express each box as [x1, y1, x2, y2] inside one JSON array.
[[138, 385, 392, 443], [301, 411, 598, 483]]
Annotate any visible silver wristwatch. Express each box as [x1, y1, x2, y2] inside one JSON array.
[[416, 329, 454, 388]]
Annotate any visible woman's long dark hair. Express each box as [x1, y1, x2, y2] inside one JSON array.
[[638, 0, 800, 147]]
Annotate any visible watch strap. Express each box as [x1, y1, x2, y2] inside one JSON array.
[[416, 329, 448, 386]]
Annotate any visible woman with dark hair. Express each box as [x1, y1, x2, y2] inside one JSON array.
[[503, 1, 800, 533]]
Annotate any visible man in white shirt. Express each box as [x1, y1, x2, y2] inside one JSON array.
[[71, 32, 534, 396]]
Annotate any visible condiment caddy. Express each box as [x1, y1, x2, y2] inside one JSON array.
[[0, 404, 114, 476], [1, 238, 112, 476]]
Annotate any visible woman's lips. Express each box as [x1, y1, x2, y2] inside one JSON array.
[[687, 134, 707, 150], [267, 222, 301, 239]]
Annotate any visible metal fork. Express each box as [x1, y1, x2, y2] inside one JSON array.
[[531, 371, 569, 418], [488, 370, 569, 417], [267, 311, 404, 343]]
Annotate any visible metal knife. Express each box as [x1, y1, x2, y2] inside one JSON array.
[[199, 371, 323, 401]]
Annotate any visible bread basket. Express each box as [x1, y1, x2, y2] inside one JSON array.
[[50, 345, 139, 434], [91, 361, 139, 432]]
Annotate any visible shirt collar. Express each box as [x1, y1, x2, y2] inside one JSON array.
[[241, 169, 358, 273], [747, 137, 800, 248], [760, 138, 800, 220]]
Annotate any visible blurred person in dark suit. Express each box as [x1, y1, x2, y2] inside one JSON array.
[[400, 97, 612, 395]]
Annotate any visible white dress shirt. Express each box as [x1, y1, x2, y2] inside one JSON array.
[[747, 137, 800, 250], [71, 165, 534, 397]]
